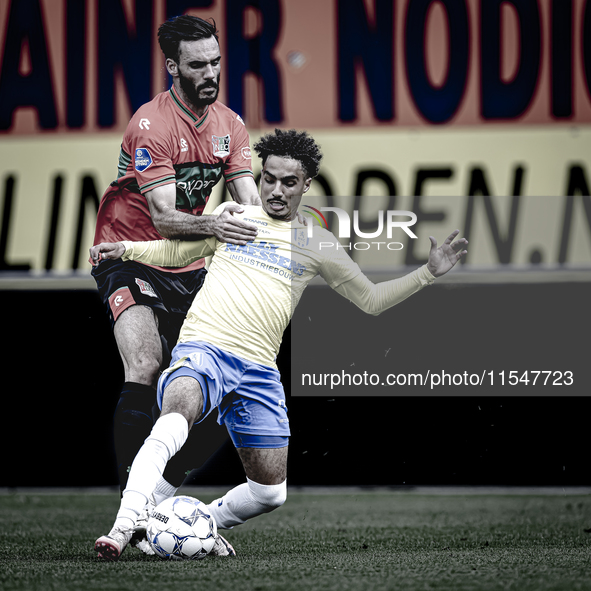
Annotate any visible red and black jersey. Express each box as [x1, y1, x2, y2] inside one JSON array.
[[93, 86, 254, 272]]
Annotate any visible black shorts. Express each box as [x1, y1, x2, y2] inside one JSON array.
[[91, 258, 206, 346]]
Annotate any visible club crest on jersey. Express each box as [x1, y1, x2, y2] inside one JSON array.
[[134, 148, 153, 172], [293, 228, 309, 248], [212, 134, 230, 157], [135, 278, 158, 298]]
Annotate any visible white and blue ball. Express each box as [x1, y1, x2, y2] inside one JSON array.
[[146, 495, 217, 560]]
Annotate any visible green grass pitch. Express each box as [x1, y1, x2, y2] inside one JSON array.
[[1, 488, 591, 591]]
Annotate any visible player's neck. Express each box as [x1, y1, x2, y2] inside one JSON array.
[[174, 84, 210, 119]]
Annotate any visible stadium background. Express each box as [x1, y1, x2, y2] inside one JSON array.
[[1, 0, 589, 488]]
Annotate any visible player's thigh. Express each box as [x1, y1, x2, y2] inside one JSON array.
[[114, 305, 162, 375], [237, 446, 288, 485], [161, 375, 204, 428]]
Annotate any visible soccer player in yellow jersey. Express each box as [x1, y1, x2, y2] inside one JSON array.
[[90, 129, 468, 561]]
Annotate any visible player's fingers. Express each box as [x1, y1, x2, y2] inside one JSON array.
[[451, 237, 468, 252], [223, 238, 252, 245], [428, 236, 437, 253], [444, 229, 460, 245], [296, 212, 308, 226], [219, 210, 257, 230], [223, 226, 258, 241], [220, 230, 257, 244], [222, 202, 245, 215], [232, 218, 259, 230], [216, 206, 258, 235], [89, 244, 105, 264]]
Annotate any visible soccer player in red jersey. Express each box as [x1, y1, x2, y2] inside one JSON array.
[[91, 15, 260, 523]]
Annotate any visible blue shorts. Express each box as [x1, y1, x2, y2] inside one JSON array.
[[157, 341, 290, 447]]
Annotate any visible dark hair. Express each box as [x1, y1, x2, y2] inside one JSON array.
[[158, 15, 219, 63], [253, 129, 323, 178]]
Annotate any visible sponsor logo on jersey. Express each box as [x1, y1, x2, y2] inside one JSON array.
[[236, 114, 245, 126], [173, 163, 223, 210], [244, 217, 268, 226], [139, 118, 151, 130], [135, 278, 158, 298], [134, 148, 153, 172], [225, 241, 306, 277], [241, 146, 251, 159], [212, 134, 231, 157], [180, 138, 188, 153], [177, 178, 217, 197]]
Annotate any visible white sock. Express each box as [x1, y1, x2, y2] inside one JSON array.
[[114, 413, 188, 529], [206, 477, 287, 529], [152, 477, 178, 507]]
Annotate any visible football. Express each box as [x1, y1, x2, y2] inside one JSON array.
[[146, 496, 217, 560]]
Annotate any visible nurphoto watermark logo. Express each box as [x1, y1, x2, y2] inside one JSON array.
[[301, 205, 418, 251]]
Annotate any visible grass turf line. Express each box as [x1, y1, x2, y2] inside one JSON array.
[[1, 491, 591, 591]]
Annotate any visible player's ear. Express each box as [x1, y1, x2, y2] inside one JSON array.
[[303, 178, 312, 194], [166, 58, 179, 77]]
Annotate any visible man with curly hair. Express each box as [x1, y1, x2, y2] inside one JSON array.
[[91, 129, 467, 560]]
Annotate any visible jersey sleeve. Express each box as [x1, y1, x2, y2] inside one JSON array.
[[332, 265, 436, 316], [121, 237, 216, 267], [316, 231, 364, 288], [223, 114, 254, 184], [122, 111, 177, 194]]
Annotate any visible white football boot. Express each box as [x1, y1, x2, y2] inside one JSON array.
[[129, 496, 156, 556], [210, 533, 236, 557], [94, 525, 134, 561]]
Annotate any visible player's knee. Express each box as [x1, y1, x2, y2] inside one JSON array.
[[161, 376, 204, 426], [129, 355, 161, 384], [115, 306, 163, 383], [247, 478, 287, 512]]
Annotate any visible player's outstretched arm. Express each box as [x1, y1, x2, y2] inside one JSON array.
[[331, 231, 468, 316], [89, 236, 215, 268], [426, 229, 468, 278]]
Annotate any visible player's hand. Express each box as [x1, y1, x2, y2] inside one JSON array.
[[426, 230, 468, 277], [295, 211, 308, 226], [89, 242, 126, 266], [211, 202, 259, 245]]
